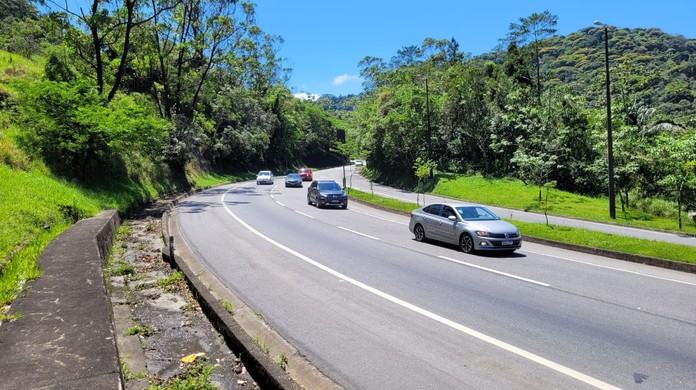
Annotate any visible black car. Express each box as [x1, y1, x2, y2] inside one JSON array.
[[285, 173, 303, 188], [307, 180, 348, 209]]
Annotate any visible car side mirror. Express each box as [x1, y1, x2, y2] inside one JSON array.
[[447, 215, 457, 221]]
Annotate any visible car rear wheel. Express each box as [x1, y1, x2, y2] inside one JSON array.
[[459, 233, 474, 253], [414, 224, 427, 242]]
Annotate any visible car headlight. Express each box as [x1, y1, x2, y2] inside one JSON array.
[[475, 230, 490, 237]]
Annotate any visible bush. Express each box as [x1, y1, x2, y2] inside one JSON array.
[[14, 79, 170, 181], [634, 197, 677, 218]]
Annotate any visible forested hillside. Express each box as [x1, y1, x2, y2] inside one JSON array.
[[347, 14, 696, 221], [0, 0, 344, 185]]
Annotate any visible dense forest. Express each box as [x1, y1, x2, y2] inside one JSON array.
[[0, 0, 345, 187], [345, 13, 696, 221], [1, 2, 695, 222]]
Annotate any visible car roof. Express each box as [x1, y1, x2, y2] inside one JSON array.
[[258, 170, 271, 174], [424, 202, 481, 208]]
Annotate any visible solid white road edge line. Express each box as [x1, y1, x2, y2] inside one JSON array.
[[337, 226, 380, 240], [220, 187, 620, 390], [438, 256, 551, 287], [523, 248, 696, 286]]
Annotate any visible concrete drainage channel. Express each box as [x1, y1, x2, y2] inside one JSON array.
[[159, 192, 340, 390], [109, 205, 258, 389]]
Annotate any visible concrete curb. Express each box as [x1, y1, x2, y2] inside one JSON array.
[[0, 209, 122, 390], [348, 195, 696, 274], [161, 190, 340, 390]]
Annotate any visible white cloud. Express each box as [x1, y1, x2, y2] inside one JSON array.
[[294, 92, 321, 101], [332, 74, 362, 86]]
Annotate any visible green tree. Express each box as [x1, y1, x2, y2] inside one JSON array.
[[655, 132, 696, 229], [504, 11, 558, 105]]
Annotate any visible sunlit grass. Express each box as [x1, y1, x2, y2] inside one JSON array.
[[0, 50, 42, 90], [0, 164, 101, 305], [0, 159, 184, 307], [347, 187, 416, 214], [431, 174, 696, 234], [347, 188, 696, 264], [514, 221, 696, 264], [188, 170, 246, 189]]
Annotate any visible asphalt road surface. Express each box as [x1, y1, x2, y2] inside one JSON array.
[[177, 169, 696, 389]]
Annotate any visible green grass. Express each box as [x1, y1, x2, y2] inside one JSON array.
[[147, 361, 217, 390], [187, 169, 248, 189], [347, 188, 696, 264], [221, 299, 234, 314], [112, 262, 135, 276], [347, 188, 418, 214], [157, 271, 184, 291], [125, 324, 154, 337], [276, 352, 289, 371], [0, 51, 42, 92], [0, 158, 183, 307], [0, 164, 99, 305], [431, 175, 696, 235], [515, 221, 696, 264]]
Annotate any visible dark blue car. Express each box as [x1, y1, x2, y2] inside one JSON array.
[[307, 180, 348, 209]]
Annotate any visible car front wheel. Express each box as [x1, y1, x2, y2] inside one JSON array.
[[459, 233, 475, 253], [414, 224, 426, 242]]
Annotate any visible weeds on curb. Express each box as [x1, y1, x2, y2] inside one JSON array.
[[276, 352, 288, 371], [221, 300, 234, 313], [252, 335, 270, 354]]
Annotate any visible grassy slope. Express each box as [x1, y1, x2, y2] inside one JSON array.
[[431, 175, 696, 235]]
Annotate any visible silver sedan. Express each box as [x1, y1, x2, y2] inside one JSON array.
[[409, 203, 522, 253]]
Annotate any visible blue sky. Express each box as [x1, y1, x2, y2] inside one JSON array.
[[252, 0, 696, 97]]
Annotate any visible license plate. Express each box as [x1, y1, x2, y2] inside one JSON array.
[[502, 240, 513, 246]]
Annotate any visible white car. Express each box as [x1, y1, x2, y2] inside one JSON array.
[[256, 170, 274, 185]]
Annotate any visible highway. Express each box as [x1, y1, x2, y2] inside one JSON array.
[[177, 168, 696, 389]]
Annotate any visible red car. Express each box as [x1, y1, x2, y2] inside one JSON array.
[[298, 167, 313, 181]]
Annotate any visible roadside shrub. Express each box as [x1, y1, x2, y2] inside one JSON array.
[[14, 79, 170, 181], [634, 197, 676, 218]]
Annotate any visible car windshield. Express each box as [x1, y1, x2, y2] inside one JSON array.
[[258, 171, 270, 176], [455, 206, 499, 221], [287, 174, 300, 179], [318, 182, 342, 191]]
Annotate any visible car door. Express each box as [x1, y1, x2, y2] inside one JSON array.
[[435, 205, 459, 244], [419, 204, 443, 240], [308, 181, 318, 203]]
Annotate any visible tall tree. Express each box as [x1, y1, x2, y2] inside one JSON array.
[[505, 11, 558, 105]]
